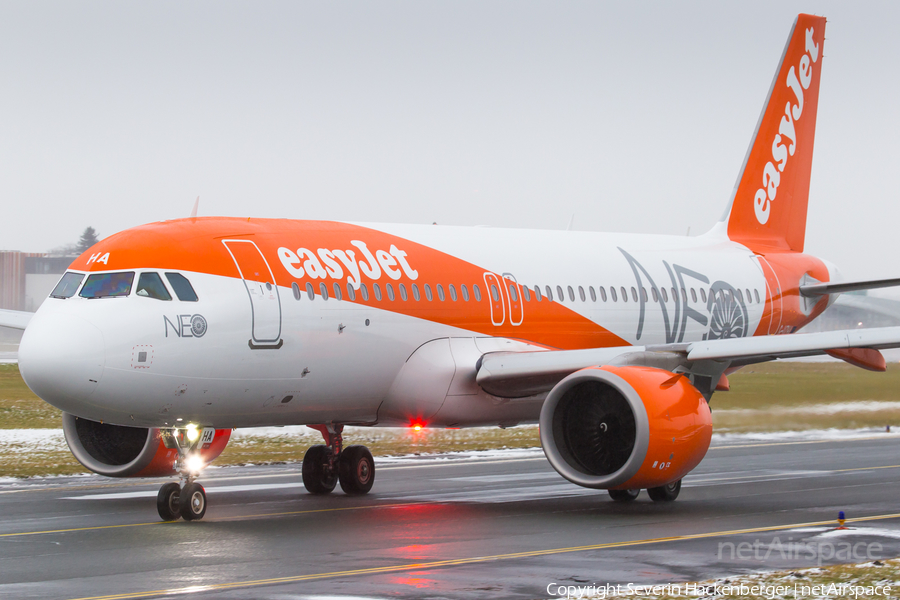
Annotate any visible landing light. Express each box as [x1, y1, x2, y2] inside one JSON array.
[[185, 454, 205, 474], [186, 424, 200, 442]]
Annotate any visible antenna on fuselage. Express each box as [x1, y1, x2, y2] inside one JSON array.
[[566, 213, 575, 231], [190, 196, 200, 218]]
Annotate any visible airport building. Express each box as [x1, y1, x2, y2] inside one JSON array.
[[0, 251, 74, 312]]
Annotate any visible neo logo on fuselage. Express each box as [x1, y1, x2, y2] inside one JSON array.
[[164, 314, 208, 338]]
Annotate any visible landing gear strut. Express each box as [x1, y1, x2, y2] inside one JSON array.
[[303, 424, 375, 496], [156, 428, 209, 521]]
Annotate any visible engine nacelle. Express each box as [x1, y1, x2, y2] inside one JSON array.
[[539, 365, 712, 490], [62, 413, 231, 477]]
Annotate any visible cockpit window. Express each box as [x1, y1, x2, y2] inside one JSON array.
[[136, 272, 172, 300], [50, 272, 84, 298], [79, 272, 135, 298], [165, 272, 198, 302]]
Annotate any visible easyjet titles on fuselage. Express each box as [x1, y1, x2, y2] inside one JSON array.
[[278, 241, 419, 288]]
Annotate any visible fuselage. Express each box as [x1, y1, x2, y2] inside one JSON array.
[[17, 217, 832, 429]]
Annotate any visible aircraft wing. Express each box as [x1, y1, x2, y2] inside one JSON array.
[[476, 326, 900, 398], [800, 276, 900, 296], [0, 309, 33, 330]]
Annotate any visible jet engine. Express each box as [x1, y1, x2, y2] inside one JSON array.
[[539, 365, 712, 490], [62, 413, 231, 477]]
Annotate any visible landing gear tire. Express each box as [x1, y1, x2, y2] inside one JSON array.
[[647, 479, 681, 502], [157, 482, 181, 521], [302, 444, 337, 494], [608, 488, 640, 503], [179, 482, 207, 521], [338, 445, 375, 495]]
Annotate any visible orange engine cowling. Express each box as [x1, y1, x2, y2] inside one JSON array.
[[539, 365, 712, 490], [62, 413, 231, 477]]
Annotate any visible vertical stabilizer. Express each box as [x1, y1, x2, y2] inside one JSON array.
[[724, 14, 826, 253]]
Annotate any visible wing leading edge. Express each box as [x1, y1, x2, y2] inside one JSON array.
[[477, 326, 900, 398], [0, 309, 33, 330]]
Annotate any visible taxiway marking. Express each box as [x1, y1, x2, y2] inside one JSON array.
[[69, 512, 900, 600]]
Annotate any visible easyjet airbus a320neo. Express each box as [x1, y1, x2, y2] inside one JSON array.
[[2, 14, 899, 521]]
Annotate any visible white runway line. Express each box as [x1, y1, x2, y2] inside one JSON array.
[[62, 481, 305, 500]]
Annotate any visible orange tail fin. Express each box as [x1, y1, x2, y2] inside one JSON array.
[[724, 14, 826, 253]]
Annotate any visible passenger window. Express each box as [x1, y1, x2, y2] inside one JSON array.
[[701, 288, 708, 303], [51, 272, 84, 298], [589, 286, 596, 302], [333, 282, 342, 301], [306, 282, 315, 300], [424, 284, 433, 301], [661, 287, 668, 303], [652, 287, 659, 302], [522, 285, 530, 302], [165, 273, 198, 302], [490, 284, 499, 302], [556, 286, 564, 301], [681, 288, 687, 303], [399, 283, 408, 301], [690, 288, 697, 303], [461, 284, 469, 301], [641, 287, 648, 302], [373, 283, 382, 301], [567, 286, 575, 302], [386, 283, 395, 301], [746, 288, 752, 303], [449, 284, 458, 301], [631, 287, 638, 302], [473, 284, 482, 301], [319, 282, 329, 301], [754, 289, 760, 303], [578, 286, 585, 302], [136, 272, 172, 300], [610, 287, 618, 302], [437, 284, 445, 301], [346, 284, 356, 301], [412, 283, 421, 301], [292, 282, 301, 300], [545, 286, 553, 301], [508, 284, 518, 302], [534, 286, 542, 301], [80, 272, 135, 299], [359, 283, 369, 301], [599, 286, 607, 302], [737, 289, 744, 303], [621, 286, 628, 303]]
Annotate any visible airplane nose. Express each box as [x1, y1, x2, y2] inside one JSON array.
[[18, 312, 105, 412]]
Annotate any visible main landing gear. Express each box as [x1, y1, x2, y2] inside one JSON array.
[[302, 424, 375, 496], [608, 479, 682, 503], [156, 428, 208, 521]]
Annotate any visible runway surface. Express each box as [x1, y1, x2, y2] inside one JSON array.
[[2, 434, 900, 599]]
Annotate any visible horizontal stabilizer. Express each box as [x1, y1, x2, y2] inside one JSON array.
[[799, 277, 900, 297], [0, 309, 32, 330]]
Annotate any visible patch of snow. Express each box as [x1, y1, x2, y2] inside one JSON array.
[[712, 427, 899, 446], [0, 429, 67, 452], [717, 401, 900, 416]]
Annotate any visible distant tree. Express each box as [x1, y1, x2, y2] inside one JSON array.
[[76, 227, 99, 254]]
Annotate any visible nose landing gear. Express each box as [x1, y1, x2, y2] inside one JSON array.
[[303, 424, 375, 496], [156, 428, 209, 521]]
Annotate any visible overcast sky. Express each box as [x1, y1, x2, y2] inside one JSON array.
[[1, 1, 899, 281]]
